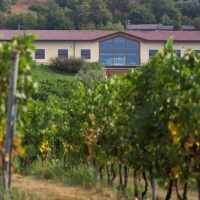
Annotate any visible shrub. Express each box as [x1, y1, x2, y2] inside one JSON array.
[[49, 57, 88, 74], [85, 62, 102, 70], [74, 64, 106, 89], [74, 67, 106, 83]]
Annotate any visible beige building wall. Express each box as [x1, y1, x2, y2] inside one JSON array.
[[74, 42, 99, 62], [32, 41, 99, 64], [31, 40, 200, 66], [32, 42, 74, 64], [140, 42, 165, 65], [172, 42, 200, 57], [140, 41, 200, 65]]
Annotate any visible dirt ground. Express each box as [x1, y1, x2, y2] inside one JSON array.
[[10, 0, 51, 14], [11, 174, 199, 200], [11, 174, 120, 200]]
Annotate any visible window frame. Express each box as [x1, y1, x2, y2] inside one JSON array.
[[58, 49, 68, 58], [35, 49, 45, 59], [194, 50, 200, 54], [81, 49, 91, 59], [175, 50, 181, 58], [149, 50, 158, 59], [100, 37, 140, 66]]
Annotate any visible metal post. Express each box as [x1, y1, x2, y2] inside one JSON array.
[[2, 52, 19, 192], [152, 178, 157, 200], [18, 22, 20, 30]]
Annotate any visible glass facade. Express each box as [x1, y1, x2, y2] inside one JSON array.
[[100, 37, 139, 66]]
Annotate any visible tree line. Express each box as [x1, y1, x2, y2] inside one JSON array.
[[0, 0, 200, 31]]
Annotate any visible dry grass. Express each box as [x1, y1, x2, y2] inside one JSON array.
[[10, 0, 52, 13], [11, 174, 121, 200], [11, 173, 199, 200]]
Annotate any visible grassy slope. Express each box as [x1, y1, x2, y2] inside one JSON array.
[[32, 65, 74, 82]]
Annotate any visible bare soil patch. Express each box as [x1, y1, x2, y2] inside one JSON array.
[[10, 0, 52, 13]]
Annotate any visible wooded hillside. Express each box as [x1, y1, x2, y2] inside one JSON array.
[[0, 0, 200, 30]]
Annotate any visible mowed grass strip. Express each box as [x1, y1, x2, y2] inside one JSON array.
[[32, 65, 74, 81]]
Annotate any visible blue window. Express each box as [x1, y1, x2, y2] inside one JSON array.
[[195, 50, 200, 54], [175, 50, 181, 58], [100, 40, 112, 50], [113, 52, 126, 65], [58, 49, 68, 58], [127, 40, 139, 50], [81, 49, 91, 59], [35, 49, 45, 59], [113, 37, 125, 50], [100, 52, 112, 65], [127, 52, 139, 65], [100, 37, 139, 66], [149, 50, 158, 59]]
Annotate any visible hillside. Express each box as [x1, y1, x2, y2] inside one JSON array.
[[1, 0, 199, 31], [10, 0, 50, 13]]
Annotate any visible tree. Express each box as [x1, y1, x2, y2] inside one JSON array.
[[89, 0, 112, 25], [98, 21, 124, 30], [127, 5, 156, 24], [54, 0, 68, 8], [162, 13, 174, 25], [151, 0, 176, 22], [55, 0, 82, 9], [106, 0, 135, 22], [29, 4, 48, 15], [0, 12, 6, 28], [175, 0, 200, 18], [140, 0, 151, 5], [46, 2, 74, 30], [0, 0, 10, 12], [5, 11, 44, 30], [193, 17, 200, 30], [181, 15, 193, 25], [75, 0, 91, 29], [36, 14, 47, 30], [173, 9, 182, 30], [22, 11, 40, 29], [106, 0, 134, 13]]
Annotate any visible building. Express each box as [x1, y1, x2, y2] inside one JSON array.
[[126, 20, 195, 31], [0, 30, 200, 76]]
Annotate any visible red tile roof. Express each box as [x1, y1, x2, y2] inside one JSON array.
[[125, 31, 200, 41], [0, 30, 117, 41], [128, 24, 195, 31], [0, 30, 200, 42]]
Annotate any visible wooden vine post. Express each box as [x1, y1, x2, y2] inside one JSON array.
[[2, 52, 19, 191]]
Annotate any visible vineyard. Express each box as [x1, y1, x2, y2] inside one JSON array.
[[1, 35, 200, 200]]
